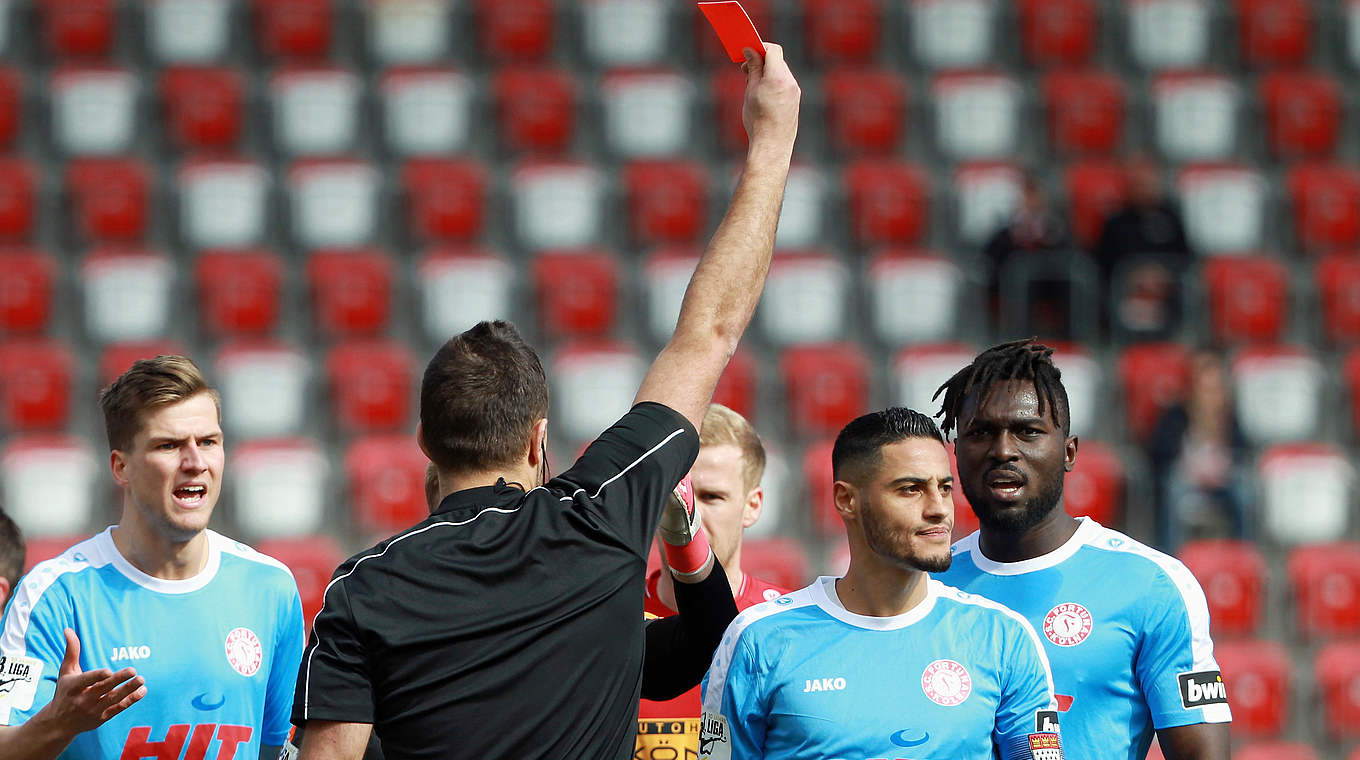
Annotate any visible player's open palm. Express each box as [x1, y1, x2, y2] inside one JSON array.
[[741, 43, 800, 147], [47, 628, 145, 732]]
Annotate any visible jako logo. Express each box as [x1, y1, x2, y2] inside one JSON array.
[[803, 677, 847, 692], [111, 646, 152, 661]]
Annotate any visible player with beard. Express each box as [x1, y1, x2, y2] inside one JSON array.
[[699, 408, 1062, 760], [932, 339, 1231, 760]]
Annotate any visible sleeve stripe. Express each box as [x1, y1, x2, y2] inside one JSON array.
[[589, 427, 688, 500], [0, 537, 105, 653], [701, 591, 813, 713]]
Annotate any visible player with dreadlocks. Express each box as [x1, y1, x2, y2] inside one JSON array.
[[931, 339, 1232, 760]]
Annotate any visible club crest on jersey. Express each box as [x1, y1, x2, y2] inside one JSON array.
[[921, 659, 972, 706], [224, 627, 262, 677], [1043, 602, 1093, 647]]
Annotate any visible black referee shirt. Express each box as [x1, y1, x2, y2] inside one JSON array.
[[293, 402, 699, 760]]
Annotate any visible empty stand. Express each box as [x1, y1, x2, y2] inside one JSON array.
[[532, 249, 619, 340], [740, 538, 809, 593], [711, 69, 748, 154], [774, 165, 826, 249], [1178, 539, 1267, 637], [1064, 161, 1129, 247], [99, 340, 188, 385], [781, 343, 869, 438], [1286, 163, 1360, 253], [381, 69, 473, 157], [1231, 345, 1322, 446], [844, 161, 930, 247], [1019, 0, 1097, 66], [643, 246, 700, 343], [51, 67, 137, 156], [80, 248, 174, 344], [1179, 165, 1266, 254], [1263, 444, 1353, 546], [160, 67, 245, 151], [0, 157, 36, 240], [0, 338, 73, 432], [344, 435, 429, 536], [1235, 0, 1312, 68], [254, 535, 343, 631], [254, 0, 331, 61], [623, 161, 708, 246], [932, 73, 1021, 161], [1260, 71, 1341, 158], [892, 342, 977, 418], [946, 442, 981, 540], [494, 67, 576, 154], [551, 341, 645, 443], [178, 158, 269, 250], [1317, 253, 1360, 344], [475, 0, 554, 62], [801, 438, 838, 535], [271, 67, 361, 157], [601, 71, 693, 159], [512, 162, 604, 251], [867, 249, 961, 346], [0, 435, 96, 538], [1289, 542, 1360, 637], [1203, 256, 1289, 344], [760, 251, 850, 346], [954, 163, 1023, 246], [1316, 640, 1360, 739], [823, 69, 908, 157], [233, 439, 328, 537], [1117, 342, 1192, 442], [39, 0, 115, 58], [712, 348, 758, 425], [1042, 70, 1125, 156], [1063, 439, 1123, 526], [216, 342, 310, 440], [1348, 349, 1360, 436], [288, 160, 379, 249], [802, 0, 880, 64], [146, 0, 232, 63], [326, 341, 414, 434], [1216, 638, 1291, 738], [0, 249, 55, 333], [417, 248, 513, 343], [0, 68, 22, 148], [23, 535, 85, 571], [1153, 74, 1238, 162], [910, 0, 997, 69], [65, 158, 150, 242], [581, 0, 668, 67], [366, 0, 449, 65], [307, 249, 393, 338], [402, 159, 485, 243], [1234, 744, 1318, 760], [195, 249, 284, 338], [1128, 0, 1212, 70]]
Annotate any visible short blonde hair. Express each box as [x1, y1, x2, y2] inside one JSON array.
[[99, 355, 221, 452], [699, 404, 765, 493]]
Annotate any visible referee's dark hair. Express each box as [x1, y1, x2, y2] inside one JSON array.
[[832, 408, 945, 486], [0, 506, 24, 606], [420, 321, 549, 474], [933, 338, 1070, 439]]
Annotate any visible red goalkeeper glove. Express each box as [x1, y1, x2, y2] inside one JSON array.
[[658, 475, 712, 578]]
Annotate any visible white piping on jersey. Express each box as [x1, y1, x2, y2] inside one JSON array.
[[302, 425, 689, 716], [931, 580, 1058, 707], [955, 517, 1101, 575], [0, 534, 109, 653], [702, 585, 817, 713]]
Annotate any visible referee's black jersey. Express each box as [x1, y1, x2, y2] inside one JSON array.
[[293, 402, 699, 760]]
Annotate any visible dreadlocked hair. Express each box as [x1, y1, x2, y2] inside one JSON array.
[[932, 338, 1070, 438]]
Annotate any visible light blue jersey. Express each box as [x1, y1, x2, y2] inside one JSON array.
[[699, 576, 1064, 760], [935, 518, 1232, 760], [0, 528, 305, 760]]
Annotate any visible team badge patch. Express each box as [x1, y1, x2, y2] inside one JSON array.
[[1026, 732, 1064, 760], [225, 627, 263, 677], [921, 659, 972, 706], [1043, 602, 1093, 647]]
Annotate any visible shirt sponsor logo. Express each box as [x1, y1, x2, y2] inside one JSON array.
[[1027, 732, 1064, 760], [224, 628, 262, 677], [1178, 670, 1229, 709], [120, 723, 253, 760], [802, 677, 847, 693], [698, 711, 731, 760], [111, 645, 152, 661], [1043, 603, 1093, 647], [0, 654, 41, 712], [1034, 709, 1060, 733], [921, 659, 972, 706]]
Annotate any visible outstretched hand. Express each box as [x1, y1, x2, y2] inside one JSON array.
[[740, 43, 801, 148], [45, 628, 146, 733]]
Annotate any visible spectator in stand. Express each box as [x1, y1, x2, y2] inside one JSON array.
[[983, 174, 1076, 338]]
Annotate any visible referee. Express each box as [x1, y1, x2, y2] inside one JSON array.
[[292, 44, 800, 760]]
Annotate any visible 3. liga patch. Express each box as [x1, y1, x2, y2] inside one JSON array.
[[921, 659, 972, 706], [698, 711, 731, 760], [0, 654, 42, 712], [225, 627, 263, 677], [1043, 602, 1093, 647]]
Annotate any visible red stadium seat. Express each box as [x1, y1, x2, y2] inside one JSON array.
[[366, 0, 451, 66], [954, 163, 1023, 245], [0, 338, 73, 431], [946, 442, 980, 540], [65, 158, 149, 242], [0, 158, 35, 240], [824, 69, 908, 156], [932, 73, 1021, 161], [1063, 440, 1122, 527], [1117, 342, 1192, 442], [326, 340, 415, 434], [254, 0, 331, 61], [1235, 744, 1318, 760], [623, 161, 708, 246], [24, 535, 85, 571], [781, 343, 869, 438], [1179, 165, 1267, 255], [233, 439, 328, 537], [195, 249, 284, 338], [761, 251, 850, 346], [1019, 0, 1097, 66], [178, 158, 269, 250], [1288, 541, 1360, 637], [494, 67, 576, 154], [868, 249, 960, 346], [740, 538, 810, 592], [1233, 346, 1323, 446], [694, 0, 772, 63], [1316, 640, 1360, 739], [270, 66, 361, 157], [712, 69, 748, 154], [287, 160, 379, 249], [600, 70, 694, 159], [146, 0, 232, 63], [1064, 161, 1128, 248], [380, 69, 473, 156], [1287, 163, 1360, 253], [532, 250, 619, 340], [1216, 638, 1291, 738], [910, 0, 997, 69], [402, 159, 485, 243], [1153, 74, 1239, 162], [99, 340, 187, 385], [802, 438, 838, 535], [0, 249, 55, 333], [713, 348, 758, 423], [1, 435, 97, 537], [255, 536, 343, 632], [892, 342, 977, 418], [511, 162, 604, 251], [1202, 256, 1289, 344], [1179, 539, 1267, 637], [1263, 446, 1351, 545], [551, 341, 645, 443], [802, 0, 880, 64], [1128, 0, 1211, 70], [307, 249, 393, 337], [844, 162, 929, 247], [0, 69, 23, 148], [1235, 0, 1312, 68], [80, 248, 174, 344], [475, 0, 553, 61], [416, 247, 513, 343], [38, 0, 114, 58], [1318, 253, 1360, 344], [1049, 342, 1101, 437], [1043, 70, 1125, 156], [1261, 71, 1341, 159], [160, 67, 245, 151], [344, 434, 430, 535], [216, 341, 311, 440]]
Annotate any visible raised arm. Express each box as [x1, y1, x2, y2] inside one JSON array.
[[633, 43, 800, 432]]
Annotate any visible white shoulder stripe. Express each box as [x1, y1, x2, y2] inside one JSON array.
[[213, 531, 295, 580], [931, 579, 1058, 705], [0, 535, 108, 653], [701, 587, 813, 713]]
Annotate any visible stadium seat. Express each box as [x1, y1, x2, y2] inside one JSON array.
[[1203, 256, 1289, 344], [1235, 744, 1318, 760], [954, 163, 1023, 246], [1179, 165, 1266, 254], [344, 435, 429, 536], [932, 73, 1021, 161], [1064, 161, 1129, 247], [1050, 343, 1100, 437], [253, 0, 331, 60], [1317, 253, 1360, 344], [741, 538, 810, 592], [215, 342, 310, 440], [1019, 0, 1097, 66], [254, 536, 343, 631], [867, 249, 961, 346], [178, 158, 269, 250], [233, 439, 328, 538], [551, 341, 645, 443], [712, 69, 749, 153], [307, 249, 393, 338], [38, 0, 115, 58], [0, 248, 55, 333], [24, 535, 86, 571], [1235, 0, 1311, 68], [380, 69, 473, 157], [1288, 542, 1360, 637], [623, 161, 707, 246], [1316, 640, 1360, 739], [475, 0, 554, 61], [713, 348, 758, 423], [0, 435, 96, 538], [0, 158, 34, 241], [780, 343, 869, 438], [1063, 439, 1122, 526], [892, 342, 977, 415], [1117, 342, 1192, 442], [1216, 638, 1290, 737], [845, 162, 930, 248], [271, 67, 361, 157], [1232, 345, 1322, 445], [1286, 163, 1360, 253], [80, 248, 173, 344], [51, 67, 137, 155], [910, 0, 997, 69], [1178, 539, 1267, 637], [160, 67, 245, 151], [99, 340, 188, 385], [195, 249, 283, 338], [1042, 70, 1125, 156], [581, 0, 668, 66], [694, 0, 771, 64], [287, 160, 379, 249], [760, 251, 850, 346], [1263, 445, 1352, 546], [802, 0, 881, 64], [642, 246, 699, 342], [0, 69, 23, 148], [1153, 73, 1238, 162], [823, 69, 908, 157], [417, 247, 513, 342], [945, 442, 981, 540], [494, 67, 576, 154], [532, 249, 619, 340], [401, 159, 485, 243], [511, 162, 604, 251], [601, 70, 694, 158], [146, 0, 231, 63], [801, 438, 838, 535], [1128, 0, 1212, 70], [1260, 72, 1341, 158], [65, 158, 149, 242], [0, 338, 73, 431], [774, 165, 826, 248], [326, 340, 415, 434], [367, 0, 449, 65]]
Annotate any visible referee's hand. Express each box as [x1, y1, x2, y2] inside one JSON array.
[[740, 43, 800, 149], [44, 628, 146, 733]]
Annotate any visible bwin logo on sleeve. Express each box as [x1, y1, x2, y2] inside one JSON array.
[[698, 711, 731, 760], [1178, 670, 1229, 709]]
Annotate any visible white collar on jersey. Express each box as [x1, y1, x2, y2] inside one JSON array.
[[812, 575, 940, 631], [965, 516, 1102, 576], [99, 526, 224, 594]]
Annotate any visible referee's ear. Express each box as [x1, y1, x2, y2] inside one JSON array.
[[416, 423, 431, 460]]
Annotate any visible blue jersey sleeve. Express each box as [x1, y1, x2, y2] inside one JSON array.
[[262, 580, 305, 746], [1136, 570, 1231, 728], [993, 617, 1062, 760], [0, 575, 72, 725], [700, 632, 765, 759]]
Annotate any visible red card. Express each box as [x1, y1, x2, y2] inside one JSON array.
[[698, 1, 765, 63]]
